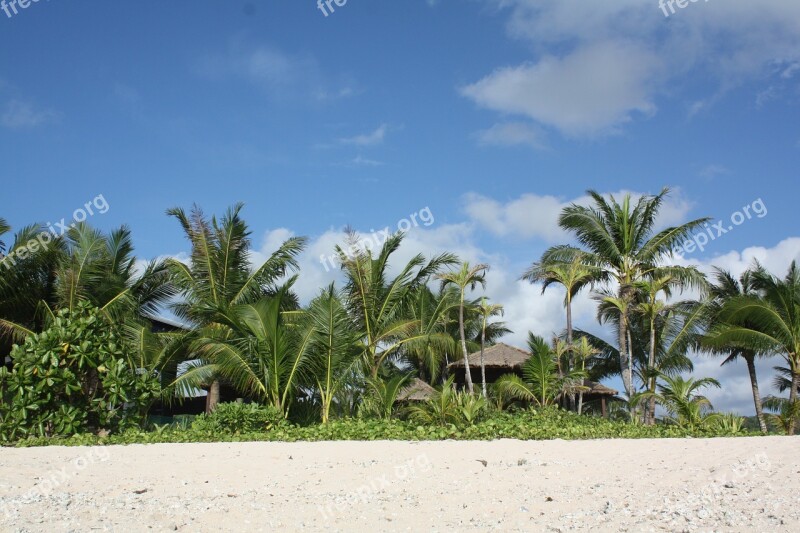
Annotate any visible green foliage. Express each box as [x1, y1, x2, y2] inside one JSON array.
[[0, 303, 159, 441], [407, 377, 488, 426], [7, 406, 756, 448], [191, 402, 286, 434], [712, 412, 746, 434], [359, 374, 410, 420], [495, 333, 585, 407]]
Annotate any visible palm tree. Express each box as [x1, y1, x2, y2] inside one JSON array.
[[701, 268, 769, 433], [543, 188, 709, 398], [336, 231, 456, 380], [635, 270, 705, 424], [708, 261, 800, 434], [572, 336, 600, 415], [437, 262, 489, 394], [476, 298, 505, 398], [649, 374, 721, 429], [177, 283, 314, 417], [1, 223, 174, 343], [166, 203, 306, 412], [401, 286, 459, 385], [306, 284, 361, 423], [522, 254, 600, 353], [495, 333, 585, 407]]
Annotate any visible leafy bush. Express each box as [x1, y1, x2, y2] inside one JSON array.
[[0, 304, 159, 441], [191, 402, 286, 434], [7, 406, 759, 448]]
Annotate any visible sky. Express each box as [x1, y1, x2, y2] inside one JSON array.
[[1, 0, 799, 414]]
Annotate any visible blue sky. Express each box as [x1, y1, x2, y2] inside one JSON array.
[[2, 0, 800, 412]]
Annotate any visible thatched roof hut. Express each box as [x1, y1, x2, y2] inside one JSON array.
[[397, 378, 437, 402], [447, 343, 619, 416], [447, 343, 531, 371]]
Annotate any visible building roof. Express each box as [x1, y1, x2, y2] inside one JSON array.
[[447, 343, 618, 397], [447, 343, 532, 369], [397, 378, 437, 402]]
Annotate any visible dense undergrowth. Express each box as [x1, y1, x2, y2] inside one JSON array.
[[8, 405, 757, 448]]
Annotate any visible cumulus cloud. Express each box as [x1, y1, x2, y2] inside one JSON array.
[[462, 189, 694, 242], [466, 0, 800, 138], [462, 41, 660, 137]]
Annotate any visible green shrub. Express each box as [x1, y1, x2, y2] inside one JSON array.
[[0, 303, 159, 441], [191, 402, 286, 434], [6, 405, 759, 448]]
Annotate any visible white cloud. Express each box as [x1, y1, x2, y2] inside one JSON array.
[[462, 41, 659, 137], [463, 189, 694, 242], [340, 124, 389, 146], [475, 122, 548, 150], [467, 0, 800, 137], [1, 100, 59, 129]]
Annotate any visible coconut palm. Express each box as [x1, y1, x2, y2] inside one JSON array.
[[0, 222, 64, 346], [572, 336, 600, 415], [476, 298, 505, 398], [166, 203, 306, 412], [635, 270, 705, 424], [522, 254, 601, 357], [649, 374, 721, 429], [437, 262, 489, 394], [708, 261, 800, 434], [1, 223, 174, 343], [495, 333, 586, 407], [701, 268, 770, 433], [336, 231, 456, 380], [176, 283, 314, 417], [543, 188, 709, 398], [400, 286, 459, 385], [306, 284, 361, 423]]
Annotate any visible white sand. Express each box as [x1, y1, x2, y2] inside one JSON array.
[[0, 437, 797, 532]]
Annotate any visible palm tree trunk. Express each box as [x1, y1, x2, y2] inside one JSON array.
[[743, 354, 767, 434], [647, 318, 657, 426], [789, 368, 799, 436], [206, 380, 220, 414], [480, 327, 487, 398], [566, 296, 576, 411], [459, 298, 474, 394], [619, 319, 633, 398]]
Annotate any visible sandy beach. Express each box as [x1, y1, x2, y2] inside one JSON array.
[[0, 437, 797, 532]]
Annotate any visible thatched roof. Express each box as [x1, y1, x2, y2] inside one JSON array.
[[447, 343, 532, 370], [582, 380, 618, 397], [397, 378, 437, 402]]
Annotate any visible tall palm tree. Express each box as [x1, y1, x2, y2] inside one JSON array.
[[708, 261, 800, 434], [701, 268, 769, 433], [476, 298, 505, 398], [337, 231, 456, 380], [543, 188, 709, 398], [522, 254, 600, 352], [166, 203, 306, 412], [437, 262, 489, 394]]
